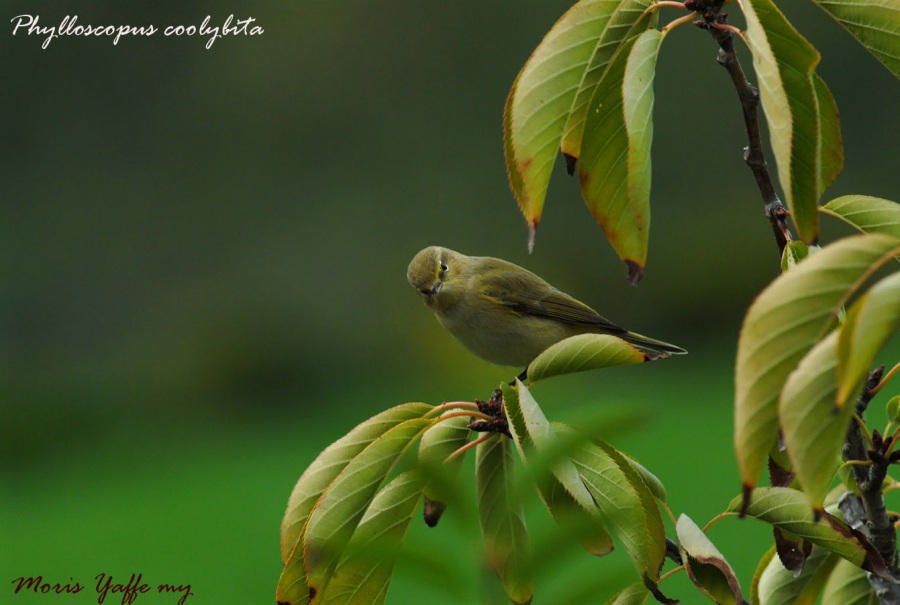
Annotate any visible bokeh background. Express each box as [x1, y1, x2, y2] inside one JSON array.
[[3, 1, 898, 603]]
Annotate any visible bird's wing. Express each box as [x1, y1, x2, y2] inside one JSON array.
[[478, 263, 626, 332]]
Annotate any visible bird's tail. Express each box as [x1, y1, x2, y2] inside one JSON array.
[[622, 331, 687, 356]]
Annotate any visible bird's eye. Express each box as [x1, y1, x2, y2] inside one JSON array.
[[440, 262, 449, 273]]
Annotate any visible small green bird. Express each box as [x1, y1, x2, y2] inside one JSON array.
[[407, 246, 686, 368]]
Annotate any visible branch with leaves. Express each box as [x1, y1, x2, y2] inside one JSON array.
[[277, 0, 899, 603]]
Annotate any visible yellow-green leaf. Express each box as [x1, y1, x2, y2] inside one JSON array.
[[728, 487, 888, 577], [820, 558, 877, 605], [321, 471, 427, 605], [417, 413, 471, 527], [504, 0, 653, 249], [750, 546, 777, 605], [836, 272, 900, 406], [781, 241, 810, 272], [277, 403, 432, 605], [578, 25, 661, 284], [779, 330, 851, 509], [741, 0, 844, 243], [821, 195, 900, 239], [505, 382, 614, 557], [756, 546, 838, 605], [527, 333, 648, 383], [676, 514, 744, 605], [304, 418, 433, 602], [571, 439, 667, 586], [605, 582, 651, 605], [810, 0, 900, 78], [735, 234, 900, 494], [476, 434, 532, 604]]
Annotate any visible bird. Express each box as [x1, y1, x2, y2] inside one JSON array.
[[407, 246, 686, 369]]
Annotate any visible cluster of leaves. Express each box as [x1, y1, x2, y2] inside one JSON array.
[[279, 0, 899, 602], [276, 335, 673, 604], [503, 0, 898, 282]]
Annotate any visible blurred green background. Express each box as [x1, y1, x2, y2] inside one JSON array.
[[2, 1, 898, 603]]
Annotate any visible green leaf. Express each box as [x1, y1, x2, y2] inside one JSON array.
[[781, 241, 810, 272], [734, 234, 900, 494], [728, 487, 887, 576], [476, 434, 533, 605], [676, 514, 744, 605], [304, 418, 433, 602], [809, 0, 900, 78], [505, 382, 614, 557], [779, 330, 851, 509], [836, 271, 900, 405], [742, 0, 844, 243], [821, 195, 900, 239], [756, 546, 838, 605], [622, 453, 667, 503], [578, 25, 661, 284], [570, 439, 667, 587], [527, 333, 648, 383], [820, 558, 877, 605], [504, 0, 653, 249], [277, 402, 432, 605], [750, 546, 777, 605], [812, 73, 844, 198], [605, 582, 651, 605], [320, 471, 427, 605], [560, 1, 657, 159], [417, 413, 472, 526], [887, 395, 900, 424]]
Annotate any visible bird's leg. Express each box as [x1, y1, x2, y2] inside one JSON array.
[[468, 388, 511, 437]]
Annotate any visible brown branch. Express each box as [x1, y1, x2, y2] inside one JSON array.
[[690, 1, 791, 256]]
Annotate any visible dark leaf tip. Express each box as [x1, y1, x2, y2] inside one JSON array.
[[563, 152, 577, 176], [625, 260, 644, 285], [739, 483, 753, 518], [527, 222, 538, 254], [423, 497, 446, 528]]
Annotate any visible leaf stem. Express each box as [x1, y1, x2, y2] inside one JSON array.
[[426, 401, 479, 417], [438, 410, 496, 424], [661, 12, 699, 33], [701, 511, 735, 533], [658, 565, 685, 584], [445, 432, 495, 462]]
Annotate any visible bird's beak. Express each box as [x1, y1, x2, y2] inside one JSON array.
[[420, 280, 441, 302]]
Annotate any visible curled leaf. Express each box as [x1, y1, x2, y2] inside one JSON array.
[[676, 514, 744, 604]]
